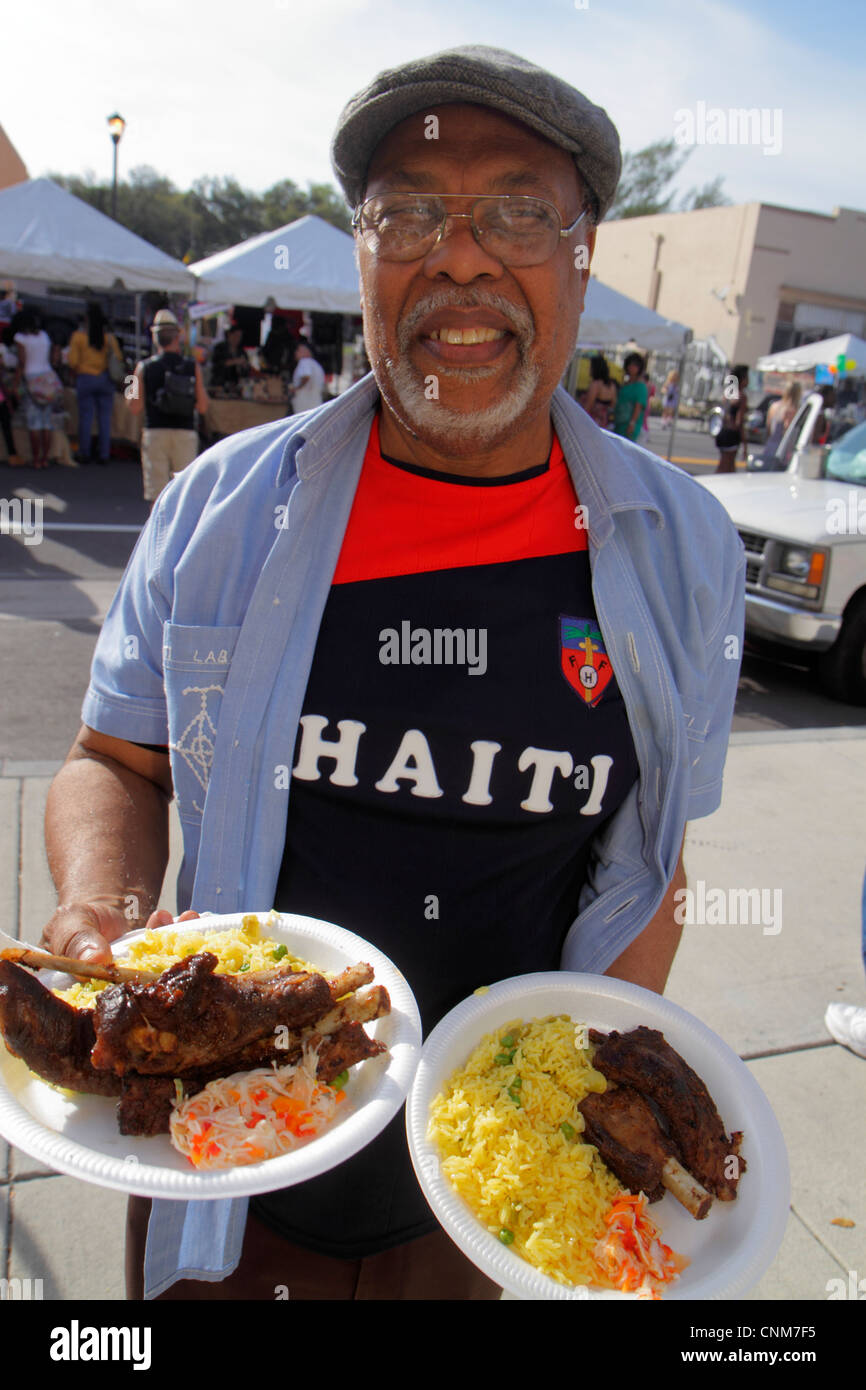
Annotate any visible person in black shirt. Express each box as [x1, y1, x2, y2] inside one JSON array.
[[208, 323, 249, 391], [127, 309, 209, 504]]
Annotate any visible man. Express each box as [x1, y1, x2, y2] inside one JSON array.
[[289, 337, 326, 412], [127, 309, 209, 504], [208, 322, 249, 390], [42, 46, 744, 1300]]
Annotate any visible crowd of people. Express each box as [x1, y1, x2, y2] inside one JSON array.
[[1, 302, 858, 497], [0, 301, 329, 498], [578, 354, 786, 477]]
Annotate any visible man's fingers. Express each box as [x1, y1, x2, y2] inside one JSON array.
[[143, 909, 175, 931], [74, 934, 116, 965], [141, 908, 200, 929], [45, 906, 203, 961], [42, 903, 127, 963], [44, 921, 114, 965]]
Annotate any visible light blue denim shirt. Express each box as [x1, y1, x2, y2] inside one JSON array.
[[82, 372, 745, 1295]]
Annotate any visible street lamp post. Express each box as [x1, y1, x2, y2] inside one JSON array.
[[107, 113, 126, 219]]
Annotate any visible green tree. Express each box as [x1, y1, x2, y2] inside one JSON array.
[[46, 167, 352, 261], [679, 176, 731, 211], [608, 139, 690, 220], [607, 140, 729, 220]]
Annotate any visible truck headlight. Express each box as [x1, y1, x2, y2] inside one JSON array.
[[779, 548, 811, 578], [765, 546, 826, 601]]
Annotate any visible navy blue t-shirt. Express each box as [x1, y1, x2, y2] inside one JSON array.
[[251, 416, 640, 1257]]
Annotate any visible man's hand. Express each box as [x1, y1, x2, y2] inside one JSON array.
[[41, 904, 201, 966], [42, 898, 137, 964]]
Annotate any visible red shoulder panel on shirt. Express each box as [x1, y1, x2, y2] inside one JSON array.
[[332, 415, 587, 584]]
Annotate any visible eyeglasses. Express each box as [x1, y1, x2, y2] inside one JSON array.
[[352, 193, 589, 267]]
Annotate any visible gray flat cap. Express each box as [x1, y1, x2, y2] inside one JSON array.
[[331, 45, 621, 221]]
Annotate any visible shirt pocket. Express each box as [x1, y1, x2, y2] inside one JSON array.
[[162, 623, 241, 820]]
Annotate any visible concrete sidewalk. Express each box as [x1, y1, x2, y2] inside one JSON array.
[[1, 729, 864, 1301]]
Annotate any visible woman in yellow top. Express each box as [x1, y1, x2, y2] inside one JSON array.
[[68, 302, 123, 465]]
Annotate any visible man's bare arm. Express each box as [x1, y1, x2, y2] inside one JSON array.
[[43, 726, 173, 962], [604, 839, 687, 995]]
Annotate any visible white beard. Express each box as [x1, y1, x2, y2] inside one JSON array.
[[382, 354, 542, 452], [366, 286, 541, 455]]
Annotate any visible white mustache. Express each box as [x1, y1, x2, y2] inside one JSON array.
[[397, 290, 535, 353]]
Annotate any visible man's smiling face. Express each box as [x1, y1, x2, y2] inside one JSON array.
[[356, 103, 595, 456]]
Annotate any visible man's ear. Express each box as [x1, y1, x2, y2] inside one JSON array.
[[576, 223, 596, 314]]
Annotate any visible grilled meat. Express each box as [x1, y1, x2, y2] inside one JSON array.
[[116, 1021, 386, 1136], [579, 1087, 673, 1202], [0, 954, 389, 1140], [90, 952, 336, 1075], [579, 1086, 714, 1219], [588, 1026, 745, 1201], [0, 959, 121, 1097]]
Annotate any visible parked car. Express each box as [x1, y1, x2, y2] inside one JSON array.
[[697, 393, 866, 704]]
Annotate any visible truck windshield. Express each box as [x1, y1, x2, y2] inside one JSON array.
[[825, 420, 866, 487]]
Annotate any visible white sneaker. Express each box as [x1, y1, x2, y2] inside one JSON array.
[[824, 1003, 866, 1059]]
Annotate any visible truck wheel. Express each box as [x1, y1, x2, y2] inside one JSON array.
[[818, 594, 866, 705]]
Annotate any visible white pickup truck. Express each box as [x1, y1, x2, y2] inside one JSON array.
[[697, 392, 866, 705]]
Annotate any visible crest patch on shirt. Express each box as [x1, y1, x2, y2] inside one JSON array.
[[559, 616, 614, 706]]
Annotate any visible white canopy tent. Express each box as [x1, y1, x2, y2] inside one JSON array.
[[190, 228, 690, 345], [189, 215, 361, 313], [0, 177, 194, 293], [578, 277, 690, 352], [756, 333, 866, 373]]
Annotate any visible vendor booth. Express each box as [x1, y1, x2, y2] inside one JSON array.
[[189, 215, 363, 437], [0, 177, 194, 463], [756, 333, 866, 395]]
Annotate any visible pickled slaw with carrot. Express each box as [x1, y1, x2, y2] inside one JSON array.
[[594, 1192, 688, 1299], [169, 1052, 347, 1169]]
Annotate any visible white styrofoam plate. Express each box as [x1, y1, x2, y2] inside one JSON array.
[[0, 912, 422, 1199], [407, 972, 789, 1300]]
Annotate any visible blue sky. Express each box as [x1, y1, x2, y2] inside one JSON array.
[[5, 0, 865, 217]]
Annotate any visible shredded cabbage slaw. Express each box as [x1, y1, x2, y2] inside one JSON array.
[[594, 1192, 688, 1298], [169, 1052, 346, 1169]]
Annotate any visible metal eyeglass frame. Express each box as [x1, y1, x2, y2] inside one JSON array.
[[352, 193, 589, 264]]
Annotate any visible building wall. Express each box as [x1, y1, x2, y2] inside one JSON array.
[[742, 205, 866, 361], [0, 124, 27, 191], [591, 202, 866, 368], [591, 204, 761, 361]]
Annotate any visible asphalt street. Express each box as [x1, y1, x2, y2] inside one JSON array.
[[1, 421, 864, 764]]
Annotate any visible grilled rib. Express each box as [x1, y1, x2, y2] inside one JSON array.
[[90, 952, 336, 1075], [579, 1087, 713, 1219], [0, 959, 121, 1097], [116, 1022, 387, 1136], [588, 1027, 745, 1201]]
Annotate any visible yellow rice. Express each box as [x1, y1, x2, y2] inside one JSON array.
[[55, 912, 323, 1009], [428, 1015, 623, 1289]]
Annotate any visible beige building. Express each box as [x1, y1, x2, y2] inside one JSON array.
[[591, 202, 866, 368]]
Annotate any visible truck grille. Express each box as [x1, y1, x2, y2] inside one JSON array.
[[738, 529, 767, 556], [738, 529, 767, 589]]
